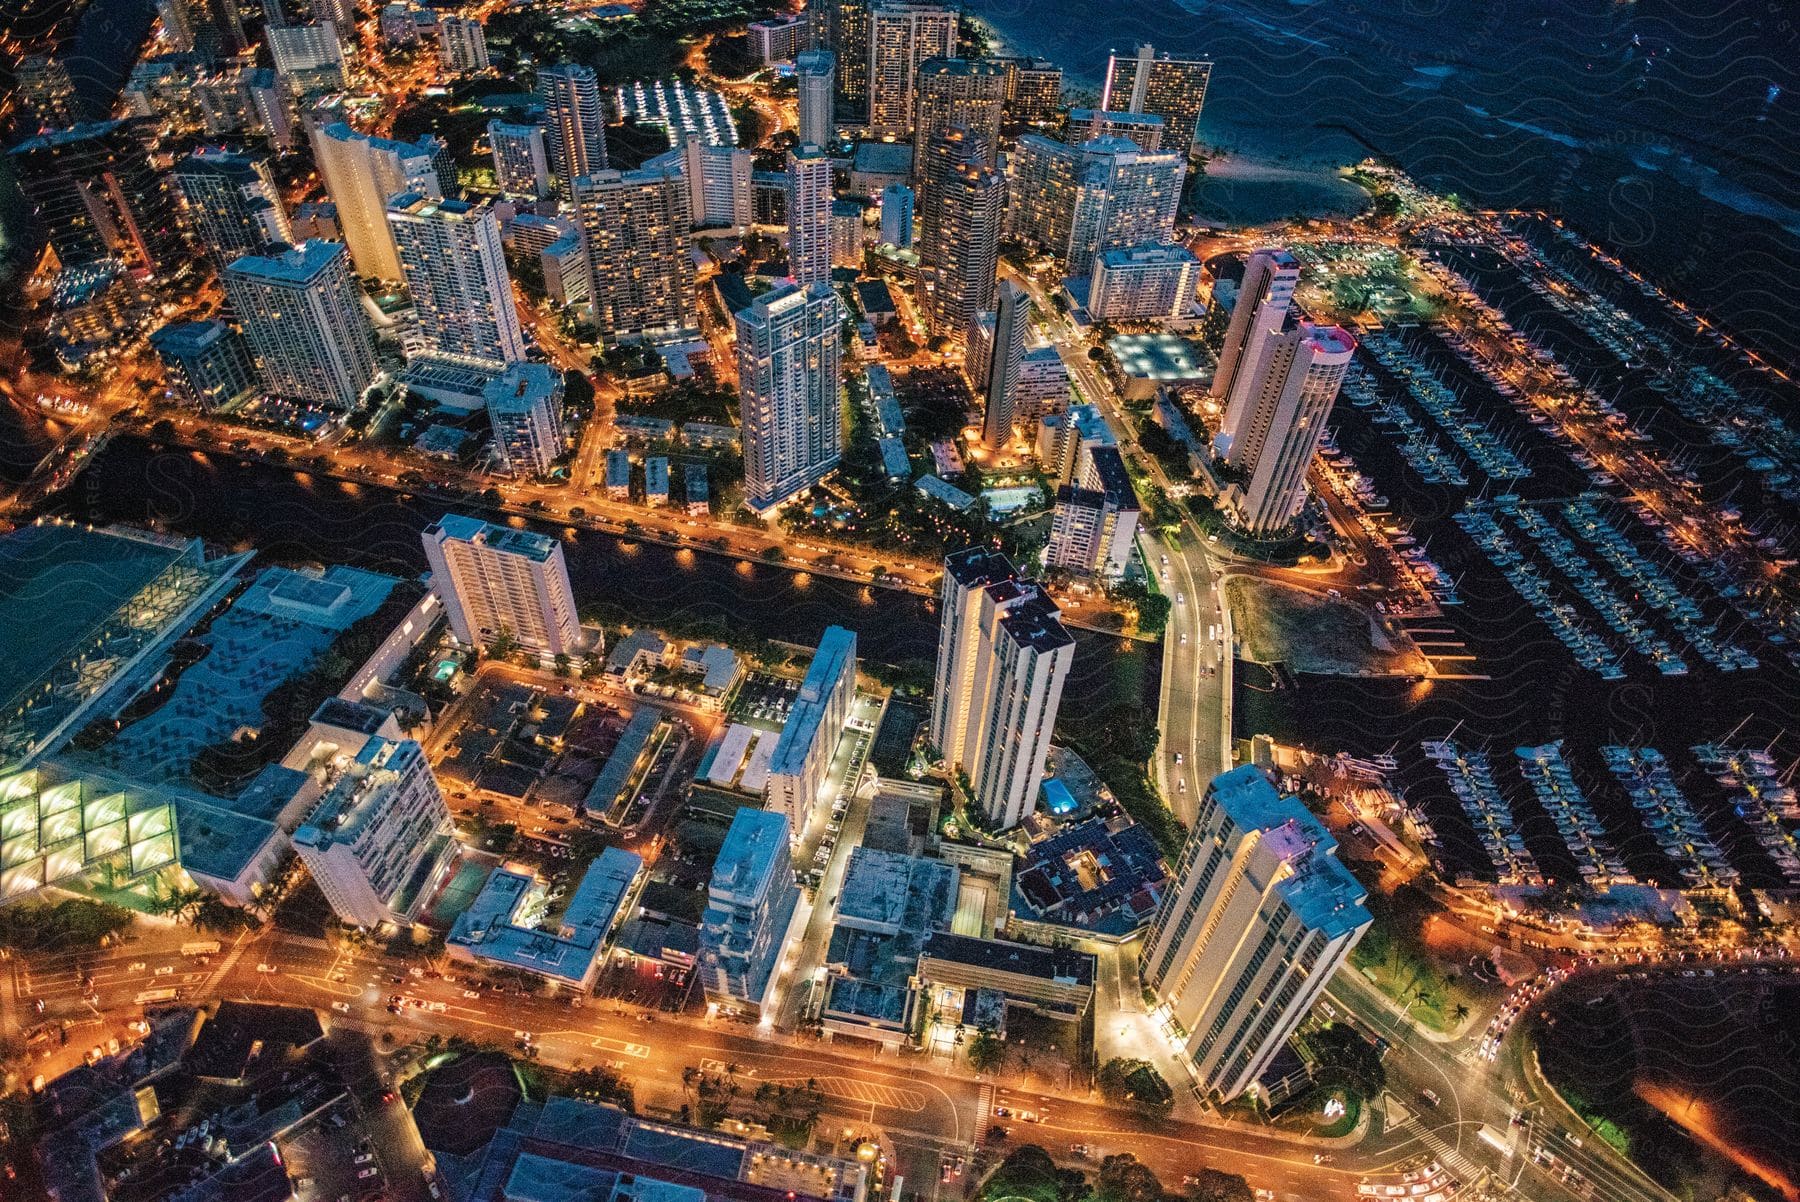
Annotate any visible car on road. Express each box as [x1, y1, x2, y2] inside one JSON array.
[[331, 1001, 351, 1012], [154, 966, 173, 976], [358, 1167, 380, 1180], [1419, 1089, 1441, 1108]]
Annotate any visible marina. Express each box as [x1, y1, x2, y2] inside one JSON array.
[[1692, 742, 1800, 886], [1421, 738, 1543, 887], [1600, 746, 1739, 889], [1515, 742, 1633, 886]]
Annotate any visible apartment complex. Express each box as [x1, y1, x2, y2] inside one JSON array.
[[484, 362, 567, 477], [1007, 135, 1183, 274], [172, 147, 292, 270], [737, 281, 846, 514], [572, 163, 697, 341], [1100, 42, 1212, 148], [911, 58, 1007, 180], [223, 240, 379, 410], [309, 121, 444, 279], [699, 807, 801, 1011], [766, 625, 858, 837], [388, 193, 528, 369], [421, 513, 582, 657], [865, 1, 958, 135], [786, 143, 834, 288], [489, 120, 552, 199]]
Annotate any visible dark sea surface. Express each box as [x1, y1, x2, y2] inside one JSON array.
[[967, 0, 1800, 370]]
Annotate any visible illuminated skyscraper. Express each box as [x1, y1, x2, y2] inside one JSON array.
[[910, 57, 1006, 181], [786, 143, 834, 288], [737, 281, 845, 514], [488, 120, 551, 199], [1210, 247, 1300, 403], [1101, 42, 1212, 149], [796, 48, 837, 146], [224, 240, 379, 410], [982, 278, 1028, 448], [571, 161, 697, 340], [865, 1, 957, 135], [918, 125, 1004, 343], [538, 64, 609, 190], [1006, 134, 1182, 274], [387, 193, 527, 369], [310, 121, 444, 279], [173, 147, 292, 270]]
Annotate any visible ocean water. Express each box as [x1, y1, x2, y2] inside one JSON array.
[[967, 0, 1800, 370]]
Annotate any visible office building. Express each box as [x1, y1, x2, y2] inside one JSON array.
[[572, 162, 697, 342], [737, 281, 845, 514], [421, 513, 582, 657], [982, 278, 1028, 448], [151, 319, 260, 410], [1007, 134, 1183, 273], [487, 121, 549, 200], [538, 64, 609, 188], [786, 143, 834, 288], [750, 14, 807, 62], [1084, 242, 1198, 321], [1001, 57, 1062, 125], [1219, 321, 1356, 537], [1100, 42, 1211, 149], [1046, 445, 1139, 578], [931, 547, 1075, 829], [918, 126, 1004, 343], [310, 121, 444, 279], [267, 22, 346, 92], [173, 147, 293, 269], [292, 737, 457, 928], [879, 183, 913, 247], [1142, 766, 1371, 1099], [437, 15, 489, 72], [388, 193, 528, 368], [796, 48, 836, 147], [1064, 107, 1164, 152], [223, 240, 379, 410], [1210, 247, 1300, 402], [15, 55, 79, 129], [699, 807, 801, 1011], [484, 362, 566, 477], [865, 1, 958, 135], [911, 58, 1007, 180], [7, 120, 182, 276], [766, 625, 858, 836]]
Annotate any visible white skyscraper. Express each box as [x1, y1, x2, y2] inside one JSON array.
[[765, 625, 857, 837], [538, 64, 608, 190], [930, 547, 1074, 830], [267, 22, 345, 93], [292, 737, 457, 928], [1211, 247, 1300, 403], [488, 120, 551, 199], [795, 48, 836, 148], [879, 183, 913, 247], [484, 362, 566, 477], [1218, 321, 1356, 537], [387, 193, 528, 368], [223, 240, 378, 410], [865, 1, 958, 135], [421, 513, 582, 657], [571, 162, 696, 341], [309, 121, 444, 279], [1101, 42, 1212, 149], [982, 279, 1029, 448], [437, 15, 489, 72], [1141, 766, 1371, 1099], [737, 280, 845, 514], [786, 143, 833, 288], [1085, 243, 1198, 321]]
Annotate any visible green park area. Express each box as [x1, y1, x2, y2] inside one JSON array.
[[1348, 886, 1486, 1035], [979, 1144, 1252, 1202], [1223, 576, 1424, 677]]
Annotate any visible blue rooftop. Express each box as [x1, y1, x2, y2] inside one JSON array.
[[1209, 765, 1371, 939]]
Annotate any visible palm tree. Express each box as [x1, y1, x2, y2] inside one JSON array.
[[1452, 1003, 1471, 1024]]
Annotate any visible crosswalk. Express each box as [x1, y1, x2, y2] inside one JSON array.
[[976, 1084, 993, 1129], [1390, 1118, 1487, 1187]]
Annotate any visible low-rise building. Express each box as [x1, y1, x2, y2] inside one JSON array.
[[698, 807, 800, 1013], [764, 626, 857, 837], [915, 931, 1095, 1022]]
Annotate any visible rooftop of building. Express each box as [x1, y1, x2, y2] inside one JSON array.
[[944, 545, 1017, 590], [770, 627, 855, 776], [1096, 242, 1197, 266], [1083, 445, 1138, 510], [1013, 815, 1167, 936], [851, 141, 913, 175], [184, 999, 324, 1081], [292, 736, 426, 849], [224, 238, 346, 283], [998, 589, 1073, 655], [485, 362, 563, 412], [1301, 322, 1358, 357], [429, 512, 563, 562], [448, 847, 642, 984], [581, 706, 661, 814], [1107, 332, 1209, 380], [149, 319, 232, 353], [920, 931, 1095, 987], [836, 846, 958, 934], [1208, 765, 1372, 939], [711, 807, 792, 900]]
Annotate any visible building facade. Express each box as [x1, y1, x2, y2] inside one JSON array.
[[484, 362, 566, 476], [1219, 322, 1356, 537], [173, 147, 292, 270], [879, 183, 914, 247], [1140, 766, 1371, 1099], [1100, 42, 1212, 149], [766, 625, 858, 837], [918, 125, 1004, 344], [865, 1, 958, 135], [489, 120, 552, 199], [223, 240, 379, 410], [150, 319, 259, 410], [910, 58, 1007, 181], [421, 513, 582, 656], [1210, 247, 1300, 403], [737, 281, 845, 513], [572, 163, 697, 341], [1085, 243, 1198, 321], [437, 15, 489, 72], [982, 278, 1028, 448], [786, 143, 834, 288], [931, 547, 1075, 829], [310, 121, 445, 279], [7, 120, 183, 276], [388, 193, 528, 368], [699, 807, 801, 1011], [1006, 134, 1183, 275], [538, 64, 609, 189], [795, 48, 837, 147]]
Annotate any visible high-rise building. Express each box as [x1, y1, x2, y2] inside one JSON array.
[[6, 120, 183, 276], [749, 14, 807, 62], [766, 625, 857, 836], [150, 319, 260, 410], [1209, 247, 1299, 403], [831, 199, 865, 268], [865, 1, 958, 136], [1218, 321, 1356, 537], [1006, 134, 1183, 273], [14, 55, 79, 129], [1063, 107, 1164, 152], [737, 281, 845, 514], [310, 121, 444, 279], [484, 362, 566, 477], [538, 64, 609, 190], [571, 162, 696, 341], [437, 15, 489, 72], [157, 0, 251, 60], [1100, 42, 1212, 150], [795, 48, 837, 147], [172, 147, 292, 270], [1141, 765, 1372, 1099], [387, 193, 528, 368], [421, 513, 582, 656], [292, 737, 457, 928], [193, 64, 291, 148], [910, 58, 1007, 181], [267, 22, 346, 93], [785, 143, 834, 288], [918, 126, 1004, 343], [1084, 242, 1198, 322], [982, 278, 1028, 448], [1044, 444, 1138, 577], [1001, 57, 1062, 125], [879, 183, 913, 247], [648, 140, 754, 232], [930, 547, 1074, 830], [826, 0, 870, 107], [488, 120, 552, 199], [698, 807, 801, 1011], [223, 240, 379, 410]]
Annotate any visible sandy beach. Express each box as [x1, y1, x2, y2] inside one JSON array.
[[1189, 152, 1371, 226]]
